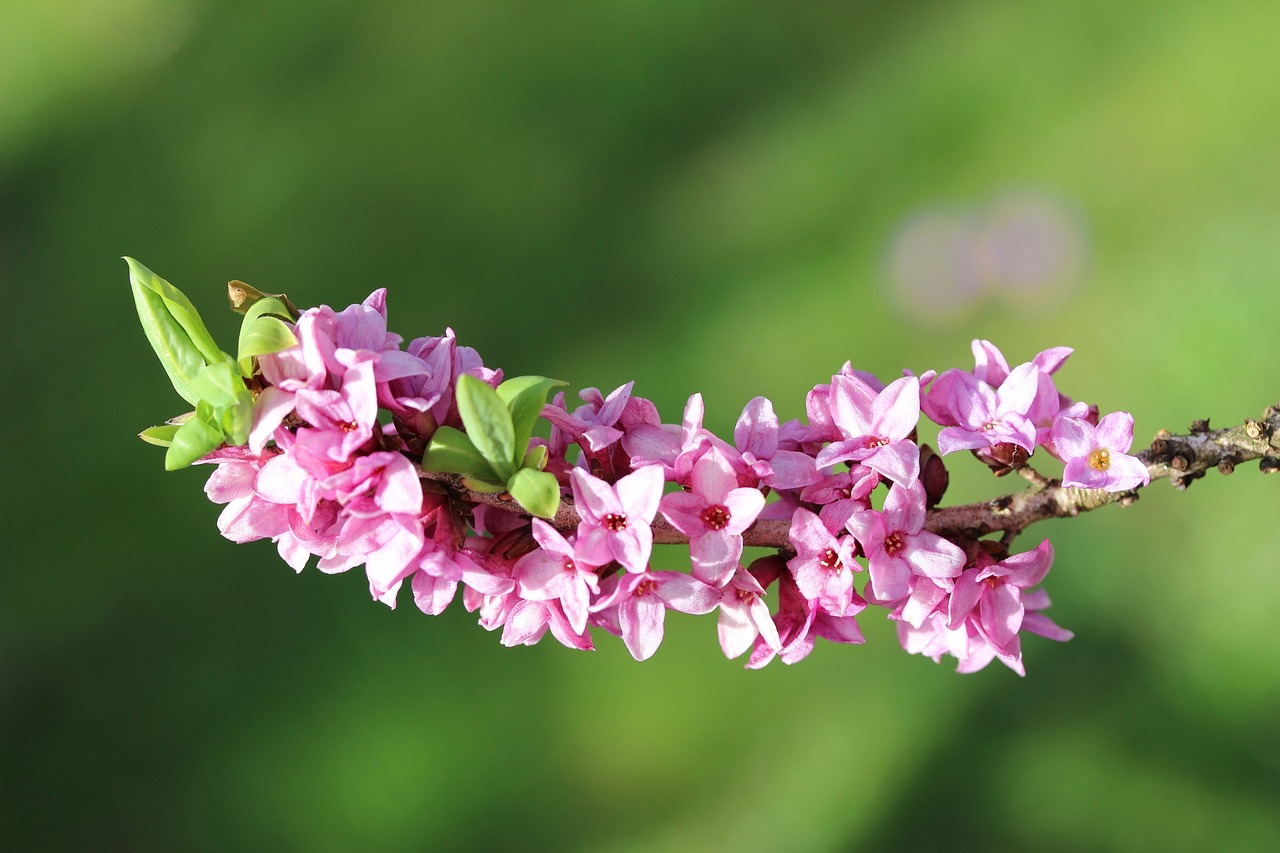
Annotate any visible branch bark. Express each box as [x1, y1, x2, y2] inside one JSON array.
[[419, 404, 1280, 552]]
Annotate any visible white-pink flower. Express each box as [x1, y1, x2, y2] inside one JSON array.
[[1052, 411, 1149, 492]]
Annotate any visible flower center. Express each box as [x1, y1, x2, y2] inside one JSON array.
[[818, 547, 842, 570], [634, 578, 658, 597], [701, 504, 731, 531], [564, 558, 576, 574], [865, 436, 890, 449], [884, 532, 905, 556], [604, 512, 628, 532], [981, 421, 999, 432], [1088, 447, 1111, 471], [735, 588, 757, 604], [983, 576, 1001, 590], [339, 420, 359, 433]]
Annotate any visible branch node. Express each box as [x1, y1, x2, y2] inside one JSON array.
[[1260, 457, 1280, 475], [1170, 454, 1189, 472], [1117, 490, 1140, 507], [1217, 456, 1236, 476], [1190, 418, 1211, 434], [1245, 419, 1264, 440]]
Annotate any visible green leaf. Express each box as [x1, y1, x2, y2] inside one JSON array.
[[164, 413, 224, 470], [219, 393, 254, 446], [507, 468, 561, 519], [138, 424, 180, 447], [522, 444, 549, 471], [128, 259, 207, 404], [188, 361, 248, 409], [462, 476, 508, 494], [422, 426, 500, 481], [237, 313, 297, 375], [496, 375, 565, 463], [125, 258, 229, 370], [456, 375, 516, 479]]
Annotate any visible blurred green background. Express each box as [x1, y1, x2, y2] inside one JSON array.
[[4, 0, 1279, 849]]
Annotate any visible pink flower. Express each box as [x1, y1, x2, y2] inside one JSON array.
[[815, 374, 922, 487], [1052, 411, 1149, 492], [501, 598, 595, 651], [745, 569, 865, 669], [541, 382, 633, 453], [659, 447, 766, 586], [571, 465, 664, 573], [934, 364, 1039, 456], [621, 393, 714, 482], [786, 508, 860, 617], [590, 570, 720, 661], [947, 540, 1056, 656], [716, 566, 782, 659], [845, 481, 965, 602], [733, 397, 820, 489], [513, 519, 603, 635]]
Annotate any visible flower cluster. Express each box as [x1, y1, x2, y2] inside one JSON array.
[[138, 270, 1150, 675]]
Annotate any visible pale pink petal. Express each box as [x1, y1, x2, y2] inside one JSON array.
[[1050, 416, 1094, 459], [691, 531, 740, 586], [734, 397, 779, 459], [691, 447, 737, 504], [904, 531, 966, 580], [616, 464, 664, 521], [619, 595, 666, 661], [764, 450, 821, 489], [882, 481, 925, 534], [655, 573, 721, 614], [981, 583, 1025, 651], [249, 386, 296, 452], [718, 602, 758, 659], [1104, 453, 1150, 490], [570, 469, 623, 519], [871, 376, 920, 440], [612, 523, 653, 573], [659, 491, 708, 536], [864, 441, 920, 487], [721, 488, 765, 535], [1095, 411, 1136, 453], [947, 571, 984, 630], [412, 572, 458, 615]]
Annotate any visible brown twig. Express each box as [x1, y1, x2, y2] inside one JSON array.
[[419, 404, 1280, 550]]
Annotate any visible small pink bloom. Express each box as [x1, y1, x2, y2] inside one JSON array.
[[745, 570, 864, 669], [1052, 411, 1149, 492], [659, 447, 766, 586], [571, 465, 664, 573], [786, 508, 860, 617], [590, 570, 720, 661], [716, 566, 782, 659], [513, 519, 603, 635], [816, 374, 922, 487], [845, 481, 965, 603]]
